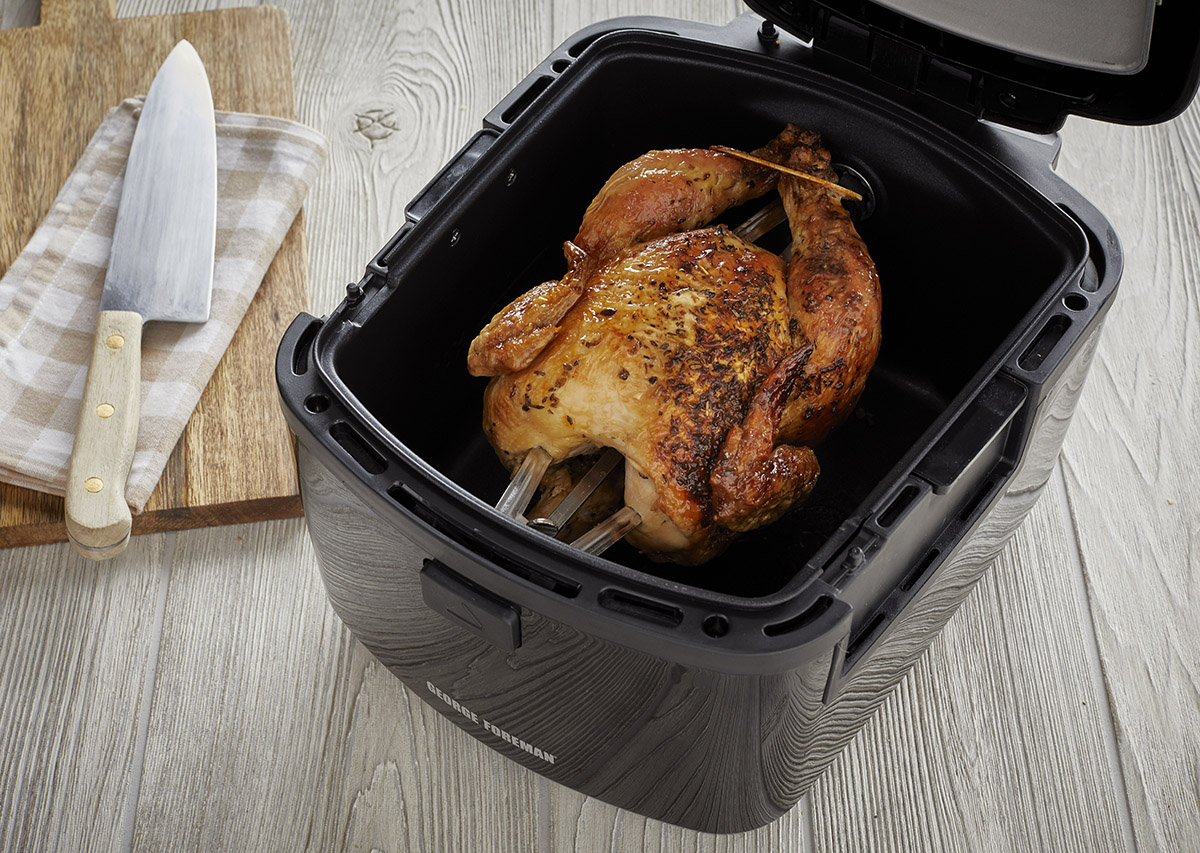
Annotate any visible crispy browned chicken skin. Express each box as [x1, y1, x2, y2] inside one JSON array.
[[469, 125, 878, 564], [777, 130, 882, 445], [468, 130, 801, 378], [572, 129, 802, 259]]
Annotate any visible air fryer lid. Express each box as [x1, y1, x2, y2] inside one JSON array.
[[745, 0, 1200, 132]]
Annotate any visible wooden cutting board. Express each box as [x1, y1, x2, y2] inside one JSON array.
[[0, 0, 308, 547]]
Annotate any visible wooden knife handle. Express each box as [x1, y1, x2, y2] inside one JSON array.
[[65, 310, 143, 560]]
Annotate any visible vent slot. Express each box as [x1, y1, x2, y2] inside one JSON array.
[[901, 548, 941, 592], [1019, 314, 1071, 371], [330, 422, 386, 475], [598, 589, 683, 627], [878, 484, 919, 528], [764, 595, 833, 638], [506, 561, 582, 598], [388, 484, 447, 535], [847, 611, 888, 659], [1063, 292, 1088, 312], [501, 75, 553, 124], [958, 478, 999, 522]]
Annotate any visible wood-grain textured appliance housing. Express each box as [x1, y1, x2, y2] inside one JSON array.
[[276, 2, 1200, 833]]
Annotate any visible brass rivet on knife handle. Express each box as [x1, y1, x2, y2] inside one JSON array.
[[710, 146, 864, 202], [65, 310, 143, 560]]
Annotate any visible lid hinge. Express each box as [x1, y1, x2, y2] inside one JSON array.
[[751, 0, 1197, 133], [800, 5, 985, 126], [870, 32, 922, 93]]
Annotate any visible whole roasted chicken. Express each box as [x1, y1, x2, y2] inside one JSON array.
[[468, 125, 880, 564]]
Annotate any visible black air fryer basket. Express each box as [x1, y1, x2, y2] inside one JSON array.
[[277, 0, 1200, 833]]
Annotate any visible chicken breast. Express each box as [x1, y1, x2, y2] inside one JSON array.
[[481, 226, 818, 563], [467, 125, 878, 565]]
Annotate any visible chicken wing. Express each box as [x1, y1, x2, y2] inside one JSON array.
[[467, 125, 808, 378]]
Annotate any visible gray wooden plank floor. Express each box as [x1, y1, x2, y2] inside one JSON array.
[[1, 1, 1198, 850]]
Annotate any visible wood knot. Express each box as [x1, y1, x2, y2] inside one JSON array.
[[353, 109, 399, 145]]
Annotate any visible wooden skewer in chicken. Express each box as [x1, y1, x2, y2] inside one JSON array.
[[468, 125, 880, 564]]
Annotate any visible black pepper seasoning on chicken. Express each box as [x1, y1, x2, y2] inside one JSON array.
[[468, 125, 879, 564]]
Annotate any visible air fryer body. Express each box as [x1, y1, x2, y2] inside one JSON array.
[[277, 9, 1133, 834], [289, 318, 1099, 833]]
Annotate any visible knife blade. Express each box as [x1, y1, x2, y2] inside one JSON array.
[[64, 40, 217, 560]]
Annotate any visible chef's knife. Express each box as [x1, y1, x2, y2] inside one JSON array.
[[65, 40, 217, 560]]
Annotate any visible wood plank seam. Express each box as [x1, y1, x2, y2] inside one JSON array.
[[799, 793, 817, 852], [117, 531, 173, 852], [984, 554, 1071, 852], [537, 776, 551, 853], [1053, 462, 1139, 852]]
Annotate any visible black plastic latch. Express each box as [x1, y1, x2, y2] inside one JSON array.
[[406, 131, 498, 223], [420, 559, 522, 651], [915, 374, 1027, 495]]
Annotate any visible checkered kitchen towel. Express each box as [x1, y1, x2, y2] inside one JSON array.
[[0, 98, 327, 511]]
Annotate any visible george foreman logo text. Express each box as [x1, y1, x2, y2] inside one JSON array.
[[426, 681, 557, 765]]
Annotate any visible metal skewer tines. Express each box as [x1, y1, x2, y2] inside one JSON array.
[[733, 198, 787, 243], [495, 446, 551, 522], [528, 447, 623, 536], [571, 506, 642, 555], [495, 446, 641, 556]]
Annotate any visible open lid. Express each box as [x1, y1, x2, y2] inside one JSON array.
[[746, 0, 1200, 133]]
